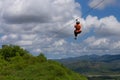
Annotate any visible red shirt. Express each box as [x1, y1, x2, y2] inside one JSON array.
[[74, 24, 81, 32]]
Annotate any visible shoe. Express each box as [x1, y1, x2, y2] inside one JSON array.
[[74, 37, 77, 40]]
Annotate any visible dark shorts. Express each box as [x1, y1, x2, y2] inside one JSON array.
[[74, 31, 82, 37]]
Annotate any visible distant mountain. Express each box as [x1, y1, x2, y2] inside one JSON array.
[[56, 54, 120, 75], [57, 54, 120, 62], [98, 54, 120, 62]]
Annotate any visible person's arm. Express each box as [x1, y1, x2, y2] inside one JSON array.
[[74, 25, 76, 28], [80, 24, 82, 30]]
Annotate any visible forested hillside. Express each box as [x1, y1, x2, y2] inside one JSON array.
[[0, 45, 87, 80]]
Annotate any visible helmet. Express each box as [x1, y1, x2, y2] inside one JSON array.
[[76, 18, 80, 24], [76, 21, 80, 24]]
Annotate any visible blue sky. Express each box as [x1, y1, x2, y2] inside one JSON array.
[[0, 0, 120, 59], [76, 0, 120, 20]]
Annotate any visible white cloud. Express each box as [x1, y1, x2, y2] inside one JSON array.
[[98, 16, 120, 36], [9, 34, 18, 40], [0, 34, 18, 42], [85, 37, 110, 47], [20, 34, 36, 40], [112, 41, 120, 49], [0, 0, 81, 40], [82, 15, 120, 55], [15, 40, 33, 46], [1, 35, 7, 41], [88, 0, 117, 9], [85, 36, 110, 50], [84, 15, 100, 30], [84, 36, 96, 44], [84, 15, 120, 37], [92, 38, 109, 46], [32, 48, 42, 54], [53, 39, 66, 47], [2, 0, 81, 23], [0, 0, 82, 58], [0, 0, 120, 59]]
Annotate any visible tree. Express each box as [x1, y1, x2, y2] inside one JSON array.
[[0, 44, 29, 61], [37, 53, 47, 62]]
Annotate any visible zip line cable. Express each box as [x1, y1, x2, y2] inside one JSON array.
[[33, 0, 106, 50], [3, 0, 105, 48], [82, 0, 105, 17], [28, 0, 106, 50], [30, 0, 120, 54], [2, 0, 120, 56], [52, 0, 105, 39], [42, 0, 105, 40]]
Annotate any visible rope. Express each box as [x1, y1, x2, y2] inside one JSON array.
[[36, 0, 106, 51], [1, 0, 106, 50], [52, 0, 105, 39], [82, 0, 105, 17]]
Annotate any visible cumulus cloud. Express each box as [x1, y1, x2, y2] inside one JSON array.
[[0, 0, 81, 38], [98, 16, 120, 37], [53, 39, 66, 47], [0, 34, 18, 42], [0, 0, 82, 57], [1, 35, 7, 41], [113, 41, 120, 49], [85, 36, 110, 48], [15, 40, 33, 46], [82, 15, 120, 55], [83, 15, 120, 37], [0, 0, 120, 58], [1, 0, 81, 23], [88, 0, 117, 9], [84, 36, 120, 55]]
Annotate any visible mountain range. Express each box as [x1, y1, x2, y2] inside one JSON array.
[[56, 54, 120, 75]]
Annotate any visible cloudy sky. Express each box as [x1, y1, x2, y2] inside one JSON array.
[[0, 0, 120, 59]]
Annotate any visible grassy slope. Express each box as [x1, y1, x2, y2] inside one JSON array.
[[0, 55, 87, 80]]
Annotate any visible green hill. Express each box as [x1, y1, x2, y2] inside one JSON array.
[[0, 45, 87, 80]]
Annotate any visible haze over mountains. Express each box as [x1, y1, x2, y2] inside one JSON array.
[[56, 54, 120, 75]]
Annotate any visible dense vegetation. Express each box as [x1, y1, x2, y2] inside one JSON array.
[[0, 44, 87, 80]]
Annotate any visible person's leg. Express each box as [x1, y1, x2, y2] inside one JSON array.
[[74, 31, 77, 39], [74, 31, 82, 39], [74, 31, 77, 37], [78, 31, 82, 34]]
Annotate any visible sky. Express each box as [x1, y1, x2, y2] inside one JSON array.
[[0, 0, 120, 59]]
